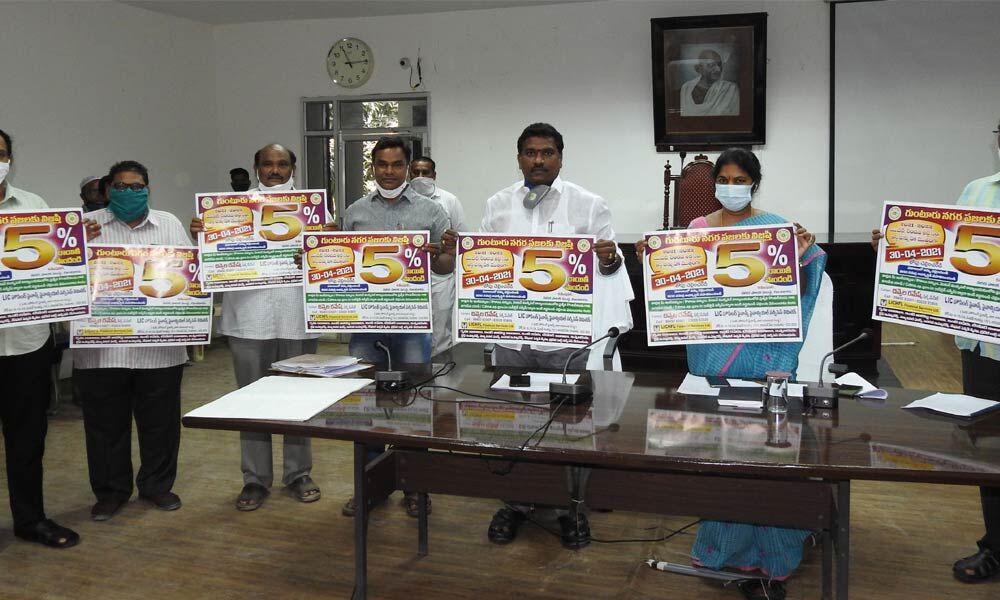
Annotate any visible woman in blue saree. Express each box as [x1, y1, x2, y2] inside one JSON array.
[[643, 148, 827, 600]]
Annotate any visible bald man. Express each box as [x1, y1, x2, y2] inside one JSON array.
[[679, 50, 739, 117], [190, 144, 322, 512]]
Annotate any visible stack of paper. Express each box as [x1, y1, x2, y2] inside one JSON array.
[[903, 393, 1000, 418], [185, 376, 374, 421], [677, 374, 805, 401], [271, 354, 372, 378], [834, 372, 888, 399]]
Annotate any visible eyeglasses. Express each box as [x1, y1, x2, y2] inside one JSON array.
[[521, 148, 558, 160], [111, 182, 147, 192]]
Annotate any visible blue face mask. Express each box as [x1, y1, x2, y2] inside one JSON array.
[[109, 187, 149, 222], [715, 184, 753, 212]]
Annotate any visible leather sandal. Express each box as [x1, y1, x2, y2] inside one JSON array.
[[488, 507, 526, 544], [954, 546, 1000, 583], [285, 476, 321, 503], [14, 519, 80, 549], [557, 513, 591, 550], [235, 483, 270, 511], [401, 493, 432, 518], [737, 579, 787, 600]]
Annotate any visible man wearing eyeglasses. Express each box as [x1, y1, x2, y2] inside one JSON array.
[[0, 128, 80, 548], [478, 122, 633, 550], [74, 160, 192, 522]]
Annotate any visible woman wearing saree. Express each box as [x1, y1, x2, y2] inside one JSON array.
[[638, 148, 826, 600]]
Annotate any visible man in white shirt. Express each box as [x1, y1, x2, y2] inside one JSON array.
[[191, 144, 322, 512], [678, 50, 740, 117], [480, 122, 632, 550], [75, 160, 191, 522], [0, 128, 79, 548], [408, 156, 466, 357]]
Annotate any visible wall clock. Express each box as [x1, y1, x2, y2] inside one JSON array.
[[326, 37, 373, 88]]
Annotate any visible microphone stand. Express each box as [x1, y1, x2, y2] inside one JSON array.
[[549, 328, 620, 404], [374, 341, 409, 391], [803, 329, 872, 408]]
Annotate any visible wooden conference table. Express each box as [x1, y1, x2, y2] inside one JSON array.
[[183, 364, 1000, 600]]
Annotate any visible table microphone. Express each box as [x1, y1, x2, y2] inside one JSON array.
[[549, 327, 620, 404], [523, 185, 551, 209], [803, 328, 873, 405], [374, 341, 409, 391]]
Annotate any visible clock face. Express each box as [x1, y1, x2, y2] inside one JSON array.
[[326, 38, 373, 88]]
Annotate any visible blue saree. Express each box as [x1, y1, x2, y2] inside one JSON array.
[[688, 212, 827, 579]]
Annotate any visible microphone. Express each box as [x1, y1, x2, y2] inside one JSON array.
[[374, 341, 409, 392], [549, 327, 621, 404], [803, 328, 873, 406], [522, 185, 551, 209]]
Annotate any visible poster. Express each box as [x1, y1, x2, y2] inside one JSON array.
[[0, 209, 90, 327], [873, 201, 1000, 343], [455, 233, 594, 348], [70, 245, 212, 347], [642, 224, 802, 346], [302, 231, 432, 333], [196, 189, 327, 291], [457, 401, 596, 450]]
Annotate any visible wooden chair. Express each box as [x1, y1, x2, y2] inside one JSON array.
[[663, 154, 720, 228]]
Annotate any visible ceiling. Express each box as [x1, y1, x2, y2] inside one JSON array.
[[119, 0, 589, 25]]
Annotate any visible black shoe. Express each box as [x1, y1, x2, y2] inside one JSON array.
[[91, 499, 125, 521], [139, 492, 182, 511], [954, 546, 1000, 583], [14, 519, 80, 549], [558, 513, 591, 550]]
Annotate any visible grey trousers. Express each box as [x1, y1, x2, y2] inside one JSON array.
[[229, 337, 318, 487]]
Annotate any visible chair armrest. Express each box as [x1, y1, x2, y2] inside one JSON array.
[[483, 343, 495, 368]]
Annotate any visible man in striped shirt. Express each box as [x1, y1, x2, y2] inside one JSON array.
[[0, 128, 80, 548], [75, 160, 191, 522]]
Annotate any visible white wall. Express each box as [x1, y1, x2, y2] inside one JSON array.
[[0, 1, 217, 219], [835, 1, 1000, 231], [213, 0, 831, 235]]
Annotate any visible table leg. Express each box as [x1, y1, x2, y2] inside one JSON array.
[[353, 442, 368, 600], [417, 492, 429, 556], [835, 481, 850, 600], [822, 531, 833, 600]]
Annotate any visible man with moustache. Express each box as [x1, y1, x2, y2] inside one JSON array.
[[191, 144, 323, 512]]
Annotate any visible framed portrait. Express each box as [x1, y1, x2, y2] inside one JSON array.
[[651, 12, 767, 150]]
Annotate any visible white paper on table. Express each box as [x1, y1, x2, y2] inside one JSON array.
[[678, 373, 804, 398], [902, 393, 1000, 418], [491, 372, 580, 393], [834, 372, 888, 399], [273, 354, 361, 369], [185, 376, 374, 421]]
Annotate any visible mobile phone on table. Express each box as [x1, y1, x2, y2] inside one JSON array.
[[706, 376, 730, 387]]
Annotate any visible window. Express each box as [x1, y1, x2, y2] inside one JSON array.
[[302, 94, 429, 221]]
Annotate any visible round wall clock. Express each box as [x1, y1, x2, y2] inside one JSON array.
[[326, 37, 373, 88]]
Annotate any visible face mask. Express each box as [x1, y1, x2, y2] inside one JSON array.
[[0, 161, 8, 186], [257, 171, 294, 192], [376, 181, 407, 199], [715, 184, 753, 212], [109, 188, 149, 222], [83, 202, 107, 213], [409, 177, 436, 197]]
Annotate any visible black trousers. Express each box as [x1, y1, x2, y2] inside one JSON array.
[[76, 366, 183, 502], [0, 337, 53, 530], [961, 347, 1000, 552]]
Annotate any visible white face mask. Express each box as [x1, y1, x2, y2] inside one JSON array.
[[376, 181, 408, 199], [0, 161, 9, 186], [257, 171, 294, 192], [715, 184, 753, 212], [409, 177, 436, 197]]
